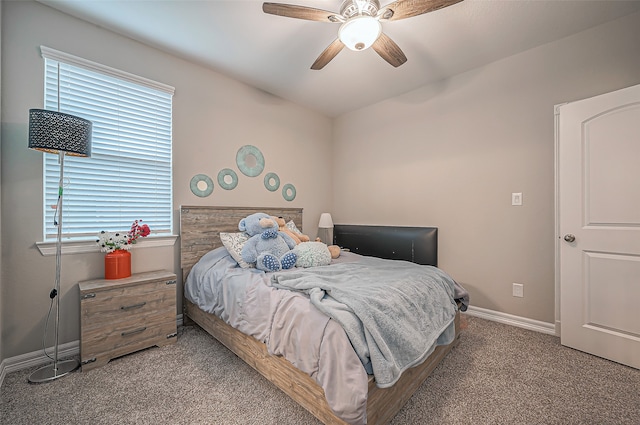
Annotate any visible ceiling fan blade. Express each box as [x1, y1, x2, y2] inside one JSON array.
[[311, 39, 345, 70], [372, 33, 407, 67], [379, 0, 463, 22], [263, 3, 342, 23]]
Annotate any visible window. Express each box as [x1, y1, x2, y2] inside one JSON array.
[[40, 47, 174, 243]]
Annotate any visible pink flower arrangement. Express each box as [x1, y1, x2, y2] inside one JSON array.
[[128, 219, 151, 243]]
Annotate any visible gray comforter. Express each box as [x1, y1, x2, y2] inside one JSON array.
[[185, 248, 462, 424], [271, 255, 458, 388], [185, 248, 369, 424]]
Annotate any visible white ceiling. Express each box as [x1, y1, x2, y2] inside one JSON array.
[[38, 0, 640, 117]]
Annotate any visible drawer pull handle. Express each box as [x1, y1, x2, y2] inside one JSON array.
[[81, 293, 96, 300], [121, 302, 146, 311], [121, 327, 147, 337]]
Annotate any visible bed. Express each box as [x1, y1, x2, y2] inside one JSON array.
[[180, 206, 466, 425]]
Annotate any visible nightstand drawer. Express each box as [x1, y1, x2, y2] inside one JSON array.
[[81, 308, 175, 346], [79, 270, 177, 371], [80, 320, 177, 370], [81, 280, 175, 328]]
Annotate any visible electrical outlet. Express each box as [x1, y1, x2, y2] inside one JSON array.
[[512, 283, 524, 298]]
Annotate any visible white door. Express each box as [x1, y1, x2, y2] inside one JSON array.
[[558, 83, 640, 369]]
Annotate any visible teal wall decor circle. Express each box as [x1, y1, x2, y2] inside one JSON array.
[[190, 174, 214, 197], [282, 183, 296, 201], [236, 145, 265, 177], [217, 168, 239, 190], [264, 172, 280, 192]]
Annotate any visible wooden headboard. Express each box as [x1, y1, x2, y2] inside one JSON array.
[[334, 224, 438, 267], [179, 206, 303, 280]]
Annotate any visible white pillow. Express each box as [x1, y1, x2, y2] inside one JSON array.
[[219, 232, 253, 269], [286, 220, 303, 235]]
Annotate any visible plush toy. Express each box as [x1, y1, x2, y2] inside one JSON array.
[[293, 241, 332, 268], [239, 212, 297, 272], [315, 237, 341, 259], [272, 216, 310, 245]]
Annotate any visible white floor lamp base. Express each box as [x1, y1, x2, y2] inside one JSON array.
[[28, 358, 80, 383]]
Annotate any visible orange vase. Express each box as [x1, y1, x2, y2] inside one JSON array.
[[105, 249, 131, 279]]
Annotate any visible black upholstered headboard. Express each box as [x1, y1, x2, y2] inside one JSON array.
[[333, 225, 438, 267]]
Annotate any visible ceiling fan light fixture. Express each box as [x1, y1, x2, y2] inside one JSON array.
[[338, 16, 382, 51], [263, 0, 462, 68]]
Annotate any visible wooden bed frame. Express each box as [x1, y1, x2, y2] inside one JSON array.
[[180, 206, 461, 425]]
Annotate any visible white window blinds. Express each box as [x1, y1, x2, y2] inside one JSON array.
[[41, 47, 174, 241]]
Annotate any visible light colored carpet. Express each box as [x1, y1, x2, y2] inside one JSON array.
[[2, 316, 639, 424]]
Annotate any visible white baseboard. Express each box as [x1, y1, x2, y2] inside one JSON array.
[[0, 359, 6, 389], [0, 314, 184, 388], [464, 305, 558, 336], [1, 340, 80, 383]]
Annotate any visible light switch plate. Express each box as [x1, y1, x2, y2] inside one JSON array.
[[513, 283, 524, 297], [512, 192, 523, 206]]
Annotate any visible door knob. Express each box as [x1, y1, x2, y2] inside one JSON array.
[[564, 234, 576, 243]]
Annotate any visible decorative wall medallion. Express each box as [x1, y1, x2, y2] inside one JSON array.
[[190, 174, 213, 197], [282, 183, 296, 201], [236, 145, 265, 177], [217, 168, 239, 190], [264, 172, 280, 192]]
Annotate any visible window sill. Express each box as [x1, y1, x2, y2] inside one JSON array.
[[35, 235, 178, 256]]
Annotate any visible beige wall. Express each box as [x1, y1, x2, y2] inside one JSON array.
[[2, 0, 640, 362], [333, 10, 640, 323], [0, 1, 332, 359]]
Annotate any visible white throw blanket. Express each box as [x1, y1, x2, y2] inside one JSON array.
[[271, 255, 458, 388]]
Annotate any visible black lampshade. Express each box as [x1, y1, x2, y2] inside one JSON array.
[[28, 109, 92, 157]]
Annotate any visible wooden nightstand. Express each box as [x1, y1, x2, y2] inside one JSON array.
[[79, 270, 177, 371]]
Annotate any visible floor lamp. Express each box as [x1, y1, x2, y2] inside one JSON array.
[[28, 109, 92, 383]]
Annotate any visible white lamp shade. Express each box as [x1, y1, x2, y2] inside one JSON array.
[[338, 16, 382, 51], [317, 212, 333, 244], [318, 213, 334, 228]]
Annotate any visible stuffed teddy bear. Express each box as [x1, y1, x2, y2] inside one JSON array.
[[315, 237, 341, 259], [239, 212, 297, 272], [272, 216, 310, 245]]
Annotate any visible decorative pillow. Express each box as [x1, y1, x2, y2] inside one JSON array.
[[219, 232, 253, 268], [293, 241, 332, 268], [286, 220, 303, 235]]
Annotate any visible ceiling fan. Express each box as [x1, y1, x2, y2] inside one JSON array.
[[262, 0, 463, 70]]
